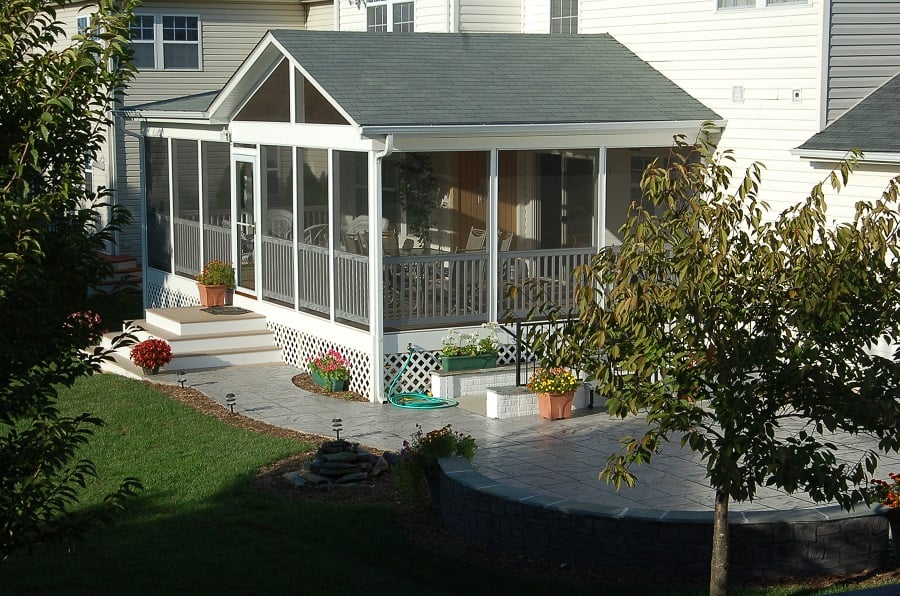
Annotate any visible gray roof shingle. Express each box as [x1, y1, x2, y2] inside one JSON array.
[[269, 31, 719, 127], [798, 73, 900, 154]]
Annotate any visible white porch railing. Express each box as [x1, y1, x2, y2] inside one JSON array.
[[335, 250, 369, 325], [499, 247, 595, 319], [204, 223, 231, 263], [297, 243, 330, 315], [262, 235, 293, 304], [173, 217, 201, 276]]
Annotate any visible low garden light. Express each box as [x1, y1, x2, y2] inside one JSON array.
[[225, 393, 236, 414], [332, 418, 343, 440], [177, 372, 187, 389]]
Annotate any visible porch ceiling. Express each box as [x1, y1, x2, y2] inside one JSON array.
[[270, 31, 719, 128]]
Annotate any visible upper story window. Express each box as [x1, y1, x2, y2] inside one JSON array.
[[367, 1, 414, 32], [130, 14, 201, 70], [76, 15, 90, 35], [550, 0, 578, 34], [717, 0, 807, 8]]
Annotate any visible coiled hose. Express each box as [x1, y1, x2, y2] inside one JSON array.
[[386, 346, 458, 409]]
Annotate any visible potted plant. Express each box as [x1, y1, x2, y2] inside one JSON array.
[[130, 338, 173, 375], [528, 367, 580, 420], [871, 473, 900, 560], [395, 424, 477, 509], [195, 259, 235, 307], [307, 349, 350, 392], [440, 327, 499, 371]]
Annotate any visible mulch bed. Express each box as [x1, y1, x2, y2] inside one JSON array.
[[145, 379, 900, 591]]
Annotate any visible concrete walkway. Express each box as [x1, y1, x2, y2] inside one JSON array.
[[153, 363, 900, 514]]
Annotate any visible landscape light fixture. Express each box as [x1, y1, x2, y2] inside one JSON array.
[[332, 418, 343, 440], [177, 372, 187, 389], [225, 393, 236, 414]]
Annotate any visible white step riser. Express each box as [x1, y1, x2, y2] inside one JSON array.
[[170, 349, 284, 370], [145, 315, 268, 336], [115, 330, 275, 353]]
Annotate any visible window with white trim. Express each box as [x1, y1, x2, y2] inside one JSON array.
[[367, 1, 414, 32], [129, 14, 201, 70], [717, 0, 807, 9], [550, 0, 578, 34], [76, 15, 90, 35]]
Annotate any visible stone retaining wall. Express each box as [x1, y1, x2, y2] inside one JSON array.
[[438, 458, 890, 578]]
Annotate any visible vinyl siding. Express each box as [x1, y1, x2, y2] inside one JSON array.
[[458, 0, 521, 32], [522, 0, 550, 33], [305, 1, 335, 31], [827, 0, 900, 123], [563, 0, 837, 217], [126, 1, 306, 105]]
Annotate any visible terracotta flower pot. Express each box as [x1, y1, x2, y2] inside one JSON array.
[[537, 391, 575, 420], [197, 283, 232, 307]]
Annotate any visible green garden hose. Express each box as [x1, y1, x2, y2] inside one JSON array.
[[386, 346, 458, 409]]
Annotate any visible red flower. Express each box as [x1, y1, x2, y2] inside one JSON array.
[[130, 338, 173, 369]]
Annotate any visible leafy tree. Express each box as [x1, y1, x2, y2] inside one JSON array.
[[397, 153, 445, 246], [531, 128, 900, 595], [0, 0, 141, 558]]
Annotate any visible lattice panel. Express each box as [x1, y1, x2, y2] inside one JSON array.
[[268, 321, 372, 399], [146, 282, 199, 309], [383, 349, 440, 394]]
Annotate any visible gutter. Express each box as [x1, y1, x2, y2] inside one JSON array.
[[791, 148, 900, 165], [359, 119, 725, 137]]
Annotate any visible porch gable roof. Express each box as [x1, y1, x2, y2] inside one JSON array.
[[267, 30, 720, 128], [795, 72, 900, 162]]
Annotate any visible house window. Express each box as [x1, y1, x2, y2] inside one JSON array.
[[76, 15, 90, 35], [367, 1, 414, 32], [129, 14, 200, 70], [550, 0, 578, 34]]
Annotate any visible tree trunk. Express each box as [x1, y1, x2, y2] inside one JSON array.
[[709, 488, 730, 596]]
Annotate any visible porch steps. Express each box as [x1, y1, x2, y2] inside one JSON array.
[[95, 253, 142, 293], [98, 307, 284, 378]]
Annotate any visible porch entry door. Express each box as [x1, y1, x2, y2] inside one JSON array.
[[232, 152, 260, 295]]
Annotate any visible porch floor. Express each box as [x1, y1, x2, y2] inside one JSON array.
[[140, 363, 900, 514]]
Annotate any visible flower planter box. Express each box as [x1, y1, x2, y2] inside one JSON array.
[[197, 283, 233, 307], [310, 368, 348, 392], [537, 391, 575, 420], [441, 354, 498, 372]]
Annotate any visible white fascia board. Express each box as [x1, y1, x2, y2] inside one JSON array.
[[229, 121, 373, 150], [360, 119, 723, 138], [792, 148, 900, 165], [143, 125, 227, 142], [123, 109, 210, 123], [269, 37, 360, 128]]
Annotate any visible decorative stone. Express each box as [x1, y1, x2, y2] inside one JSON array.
[[335, 472, 368, 484], [371, 457, 390, 476], [321, 451, 360, 462]]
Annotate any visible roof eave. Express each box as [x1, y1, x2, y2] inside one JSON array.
[[792, 148, 900, 165], [360, 119, 725, 137]]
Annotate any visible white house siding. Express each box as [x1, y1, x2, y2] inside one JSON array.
[[417, 0, 453, 31], [827, 0, 900, 124], [337, 2, 367, 31], [458, 0, 521, 32], [304, 1, 335, 30], [522, 0, 550, 33], [554, 0, 864, 220]]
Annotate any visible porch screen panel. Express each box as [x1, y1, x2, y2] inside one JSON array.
[[201, 141, 232, 266], [334, 151, 369, 327], [145, 137, 171, 272], [172, 139, 200, 278], [497, 149, 597, 319], [261, 145, 294, 305], [297, 148, 330, 316]]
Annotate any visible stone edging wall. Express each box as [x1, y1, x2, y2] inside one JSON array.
[[437, 458, 890, 578]]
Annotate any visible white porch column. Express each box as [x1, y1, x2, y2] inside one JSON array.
[[327, 149, 336, 323], [597, 146, 607, 249], [487, 148, 499, 322], [368, 148, 386, 403]]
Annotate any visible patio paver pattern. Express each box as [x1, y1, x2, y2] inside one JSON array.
[[155, 364, 900, 514]]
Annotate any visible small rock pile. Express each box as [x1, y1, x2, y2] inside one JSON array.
[[283, 439, 392, 488]]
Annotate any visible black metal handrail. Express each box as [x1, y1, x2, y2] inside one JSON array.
[[498, 317, 576, 387]]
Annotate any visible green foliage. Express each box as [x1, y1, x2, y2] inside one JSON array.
[[395, 424, 477, 496], [529, 124, 900, 592], [397, 152, 445, 246], [0, 0, 141, 558], [440, 326, 499, 357], [195, 259, 236, 289]]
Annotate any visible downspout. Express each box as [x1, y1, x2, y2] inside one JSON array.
[[370, 134, 394, 402], [333, 0, 340, 31]]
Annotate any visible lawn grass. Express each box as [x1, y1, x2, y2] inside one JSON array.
[[0, 374, 892, 595]]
